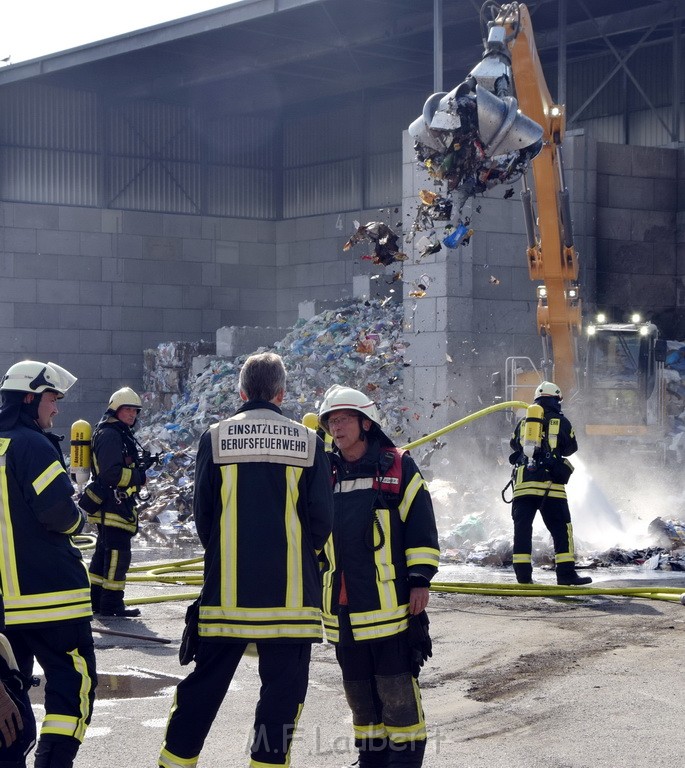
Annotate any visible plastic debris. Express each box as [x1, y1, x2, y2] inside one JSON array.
[[418, 189, 453, 219], [442, 218, 473, 248], [416, 235, 442, 259], [138, 299, 408, 448], [408, 274, 432, 299]]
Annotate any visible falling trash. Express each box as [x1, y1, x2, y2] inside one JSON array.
[[344, 221, 408, 266], [443, 218, 474, 248], [416, 235, 442, 259]]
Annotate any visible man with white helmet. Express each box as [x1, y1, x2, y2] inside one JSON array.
[[85, 387, 152, 618], [0, 361, 96, 768], [318, 385, 440, 768], [508, 380, 592, 586]]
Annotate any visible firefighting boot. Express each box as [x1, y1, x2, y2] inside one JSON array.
[[353, 739, 389, 766], [34, 735, 80, 768], [387, 739, 426, 767], [99, 589, 141, 618], [556, 564, 592, 586], [513, 563, 533, 584]]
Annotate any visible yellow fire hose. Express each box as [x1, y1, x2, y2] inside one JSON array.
[[430, 581, 685, 603], [116, 560, 685, 606], [401, 400, 529, 451], [76, 401, 685, 607]]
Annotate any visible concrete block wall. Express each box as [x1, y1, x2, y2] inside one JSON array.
[[0, 198, 403, 433], [0, 202, 279, 430], [677, 148, 685, 325], [595, 142, 680, 337], [216, 326, 286, 357]]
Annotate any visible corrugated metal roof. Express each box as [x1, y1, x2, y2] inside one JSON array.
[[1, 0, 679, 120]]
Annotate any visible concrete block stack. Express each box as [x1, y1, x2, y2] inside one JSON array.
[[143, 340, 216, 411]]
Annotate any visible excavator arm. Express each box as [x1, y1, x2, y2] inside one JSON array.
[[494, 3, 581, 395]]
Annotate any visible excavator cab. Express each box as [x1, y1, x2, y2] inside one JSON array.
[[583, 317, 666, 437]]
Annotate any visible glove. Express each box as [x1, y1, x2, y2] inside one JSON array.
[[407, 610, 432, 678], [0, 681, 21, 748], [130, 468, 146, 488], [139, 453, 158, 471]]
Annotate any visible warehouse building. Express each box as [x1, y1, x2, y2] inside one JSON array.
[[0, 0, 683, 430]]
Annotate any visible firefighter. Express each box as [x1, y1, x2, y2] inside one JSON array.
[[159, 352, 333, 768], [87, 387, 153, 618], [0, 360, 96, 768], [318, 385, 440, 768], [508, 380, 592, 586]]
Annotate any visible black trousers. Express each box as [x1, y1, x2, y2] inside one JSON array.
[[88, 524, 134, 609], [512, 494, 575, 579], [159, 640, 311, 768], [4, 622, 96, 768], [335, 614, 427, 768]]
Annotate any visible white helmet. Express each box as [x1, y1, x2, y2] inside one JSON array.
[[0, 360, 77, 398], [108, 387, 142, 413], [318, 385, 380, 433], [534, 381, 563, 401]]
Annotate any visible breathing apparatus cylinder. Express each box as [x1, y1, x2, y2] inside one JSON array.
[[522, 404, 544, 467], [70, 419, 92, 488]]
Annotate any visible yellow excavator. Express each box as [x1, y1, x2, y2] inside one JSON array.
[[409, 1, 667, 449]]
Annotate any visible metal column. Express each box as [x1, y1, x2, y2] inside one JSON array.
[[558, 0, 567, 106], [433, 0, 443, 93], [674, 19, 682, 143]]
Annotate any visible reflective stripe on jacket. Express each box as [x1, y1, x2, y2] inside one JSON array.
[[195, 401, 334, 642], [322, 440, 440, 643], [0, 422, 91, 626], [88, 417, 141, 533]]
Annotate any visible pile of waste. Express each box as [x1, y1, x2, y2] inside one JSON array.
[[132, 299, 407, 531], [137, 298, 406, 448], [436, 512, 685, 571]]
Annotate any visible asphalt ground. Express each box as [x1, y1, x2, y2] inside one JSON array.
[[26, 563, 685, 768]]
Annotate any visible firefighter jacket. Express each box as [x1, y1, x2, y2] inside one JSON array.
[[0, 412, 91, 627], [88, 416, 144, 534], [194, 400, 334, 643], [322, 435, 440, 643], [509, 399, 577, 501]]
